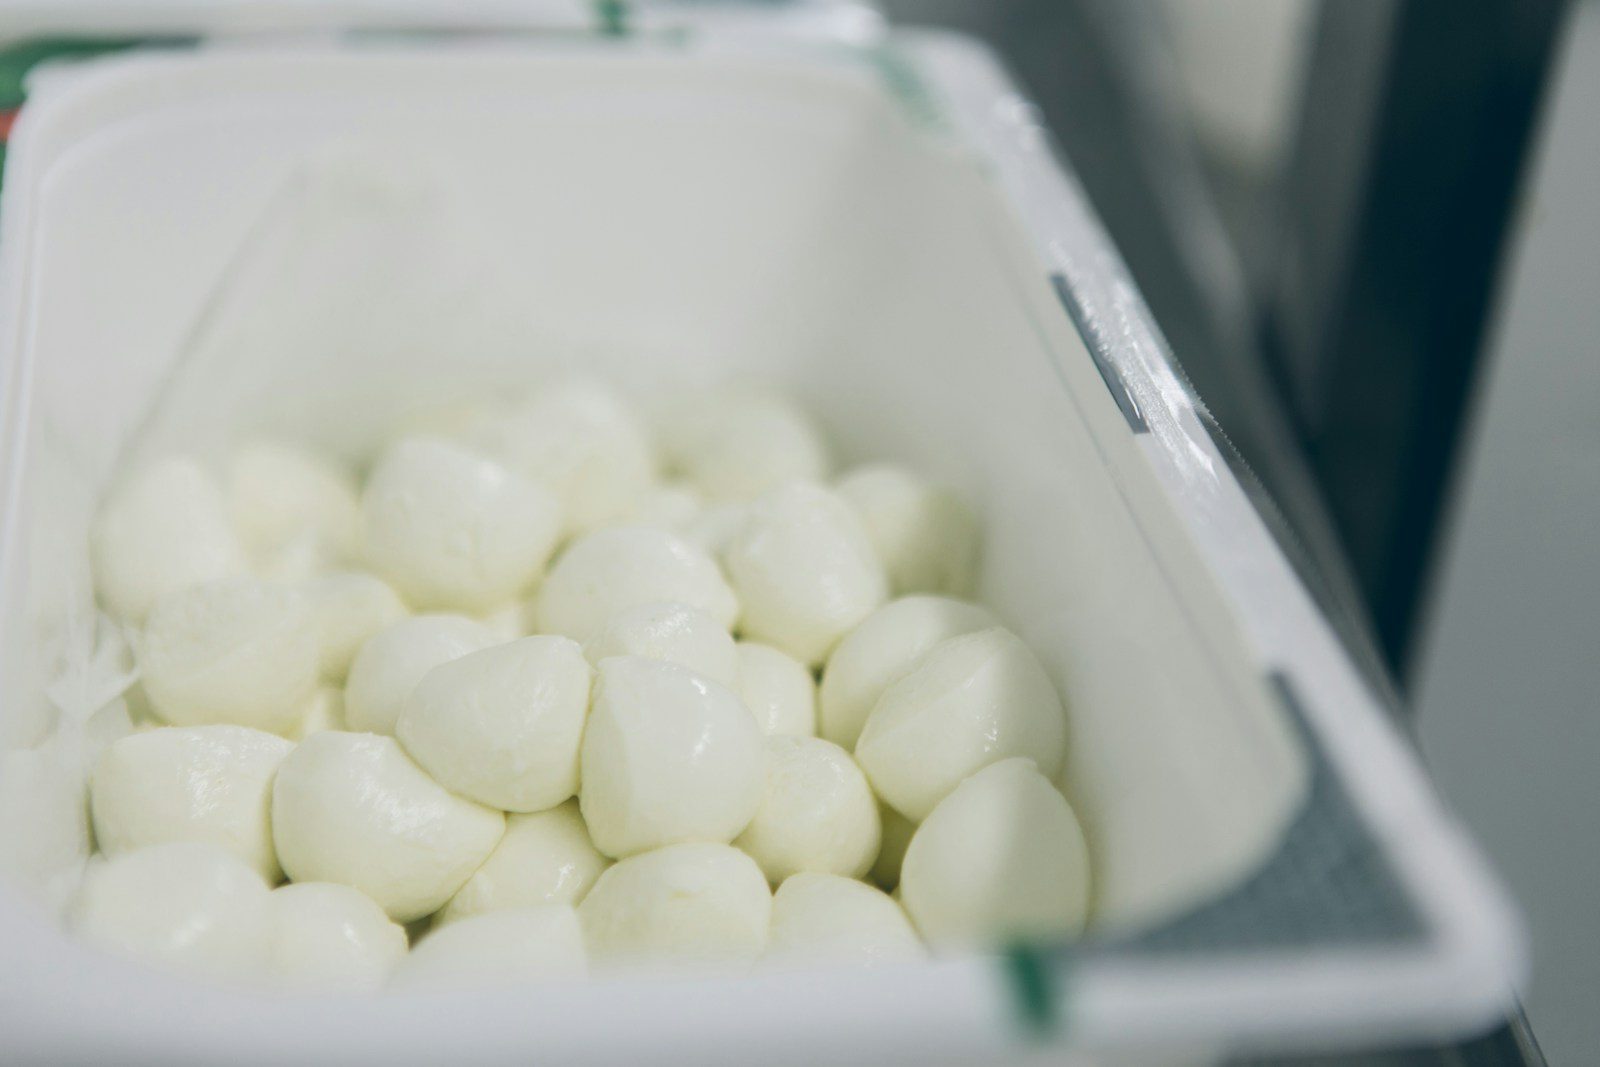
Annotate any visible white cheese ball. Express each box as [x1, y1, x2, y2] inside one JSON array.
[[343, 615, 499, 736], [90, 725, 294, 882], [734, 737, 879, 883], [856, 627, 1067, 821], [534, 526, 738, 643], [71, 842, 272, 979], [661, 388, 829, 501], [467, 382, 657, 536], [900, 758, 1090, 947], [871, 801, 916, 891], [819, 595, 996, 750], [767, 873, 922, 968], [630, 482, 703, 530], [268, 882, 407, 992], [735, 642, 815, 737], [306, 572, 408, 681], [579, 656, 764, 859], [836, 464, 979, 597], [362, 437, 561, 612], [391, 906, 587, 990], [228, 440, 362, 572], [271, 732, 505, 923], [137, 579, 321, 735], [91, 456, 247, 623], [397, 635, 592, 812], [723, 483, 887, 667], [579, 843, 770, 971], [583, 601, 739, 689], [440, 799, 610, 925]]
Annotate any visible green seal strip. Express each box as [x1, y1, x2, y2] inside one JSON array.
[[1, 37, 146, 106], [1004, 944, 1062, 1038], [595, 0, 630, 38]]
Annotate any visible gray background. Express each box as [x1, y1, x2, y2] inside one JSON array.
[[1414, 5, 1600, 1060]]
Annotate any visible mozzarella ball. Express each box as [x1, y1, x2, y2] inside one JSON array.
[[268, 882, 407, 992], [392, 906, 586, 990], [767, 873, 922, 967], [306, 572, 408, 681], [440, 799, 610, 925], [466, 382, 656, 536], [836, 464, 979, 597], [287, 687, 345, 741], [137, 579, 321, 735], [723, 483, 887, 667], [583, 601, 739, 689], [579, 843, 770, 970], [735, 642, 815, 737], [271, 732, 505, 922], [228, 440, 362, 572], [900, 758, 1090, 947], [871, 802, 916, 891], [397, 636, 592, 812], [734, 737, 879, 883], [362, 438, 561, 612], [818, 596, 996, 749], [90, 725, 294, 882], [661, 388, 829, 501], [71, 842, 271, 979], [91, 457, 247, 623], [579, 657, 764, 859], [534, 526, 738, 643], [343, 615, 499, 736], [630, 482, 703, 530], [856, 627, 1067, 821]]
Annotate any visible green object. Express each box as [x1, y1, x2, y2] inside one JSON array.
[[1003, 945, 1062, 1038], [595, 0, 630, 38], [0, 37, 160, 107]]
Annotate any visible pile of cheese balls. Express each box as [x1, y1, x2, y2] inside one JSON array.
[[73, 382, 1091, 991]]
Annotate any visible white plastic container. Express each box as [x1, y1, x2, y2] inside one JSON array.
[[0, 9, 1523, 1065]]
